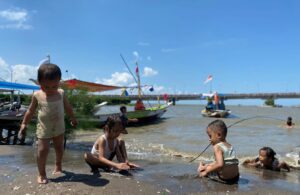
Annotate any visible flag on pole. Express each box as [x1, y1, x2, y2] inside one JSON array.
[[135, 62, 140, 78], [135, 65, 139, 75], [204, 75, 213, 84]]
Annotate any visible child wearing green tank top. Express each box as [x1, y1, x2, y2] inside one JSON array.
[[198, 119, 239, 183]]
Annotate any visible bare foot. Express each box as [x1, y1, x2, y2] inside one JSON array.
[[37, 176, 48, 184], [52, 170, 63, 175]]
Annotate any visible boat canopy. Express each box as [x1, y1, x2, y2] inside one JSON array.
[[61, 79, 124, 92], [0, 81, 40, 90]]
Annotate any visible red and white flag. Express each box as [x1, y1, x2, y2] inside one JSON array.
[[204, 75, 213, 84]]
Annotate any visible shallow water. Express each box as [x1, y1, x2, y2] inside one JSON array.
[[2, 104, 300, 193], [122, 105, 300, 165], [73, 104, 300, 193]]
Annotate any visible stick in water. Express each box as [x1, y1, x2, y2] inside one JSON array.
[[189, 143, 211, 163]]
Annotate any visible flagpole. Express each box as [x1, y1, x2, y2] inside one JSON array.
[[210, 80, 212, 93]]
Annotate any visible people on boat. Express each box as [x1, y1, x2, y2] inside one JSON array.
[[242, 146, 290, 172], [198, 120, 239, 184], [163, 93, 168, 104], [134, 98, 145, 111], [120, 106, 138, 129], [214, 92, 219, 110], [84, 115, 139, 174], [205, 98, 214, 112], [219, 98, 226, 110]]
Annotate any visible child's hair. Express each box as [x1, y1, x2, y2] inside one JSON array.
[[38, 63, 62, 83], [104, 115, 122, 133], [260, 146, 276, 161], [207, 119, 227, 137], [120, 106, 126, 112], [287, 116, 293, 126]]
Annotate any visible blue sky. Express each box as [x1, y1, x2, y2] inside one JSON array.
[[1, 0, 300, 105]]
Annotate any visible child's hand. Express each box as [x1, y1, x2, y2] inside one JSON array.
[[197, 162, 206, 173], [70, 118, 78, 127], [117, 163, 130, 170], [18, 124, 27, 141], [242, 159, 250, 165], [199, 170, 208, 177], [127, 162, 140, 169]]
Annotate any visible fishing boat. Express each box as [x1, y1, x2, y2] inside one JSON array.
[[94, 102, 172, 126], [201, 109, 231, 118], [93, 56, 172, 126], [201, 92, 231, 118]]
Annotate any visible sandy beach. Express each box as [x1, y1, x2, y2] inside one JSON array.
[[0, 129, 299, 195]]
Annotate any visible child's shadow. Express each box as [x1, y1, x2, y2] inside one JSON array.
[[49, 170, 109, 187]]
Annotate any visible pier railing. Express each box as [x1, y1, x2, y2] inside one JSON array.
[[97, 92, 300, 101]]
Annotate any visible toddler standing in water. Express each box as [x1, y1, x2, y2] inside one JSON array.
[[18, 63, 77, 184], [243, 146, 290, 171], [84, 115, 139, 173], [198, 120, 239, 183]]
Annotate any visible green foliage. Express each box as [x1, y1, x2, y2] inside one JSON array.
[[264, 98, 275, 106]]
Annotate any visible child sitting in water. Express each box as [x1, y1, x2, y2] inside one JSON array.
[[84, 115, 139, 173], [198, 120, 239, 183], [243, 146, 290, 171]]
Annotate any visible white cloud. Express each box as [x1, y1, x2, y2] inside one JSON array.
[[0, 9, 32, 30], [152, 85, 164, 93], [0, 57, 10, 81], [133, 51, 139, 61], [138, 42, 150, 46], [143, 67, 158, 77], [96, 72, 134, 86], [0, 57, 37, 84], [12, 65, 37, 84]]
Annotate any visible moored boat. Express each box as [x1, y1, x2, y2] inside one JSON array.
[[201, 109, 231, 118], [95, 102, 172, 126], [201, 92, 231, 118]]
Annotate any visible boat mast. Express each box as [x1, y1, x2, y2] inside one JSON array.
[[136, 61, 142, 99]]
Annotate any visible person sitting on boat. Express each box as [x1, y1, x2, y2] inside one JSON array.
[[242, 146, 290, 172], [219, 98, 226, 110], [134, 98, 145, 111], [120, 106, 138, 128], [205, 98, 214, 112], [214, 92, 219, 110]]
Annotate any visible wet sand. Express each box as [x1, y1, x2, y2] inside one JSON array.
[[0, 145, 161, 195], [0, 133, 300, 195]]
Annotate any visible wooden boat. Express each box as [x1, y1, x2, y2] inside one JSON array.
[[201, 92, 230, 118], [95, 102, 172, 126], [93, 57, 172, 126], [201, 109, 231, 118]]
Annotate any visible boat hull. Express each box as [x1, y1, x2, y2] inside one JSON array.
[[201, 109, 231, 118], [96, 104, 170, 126]]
